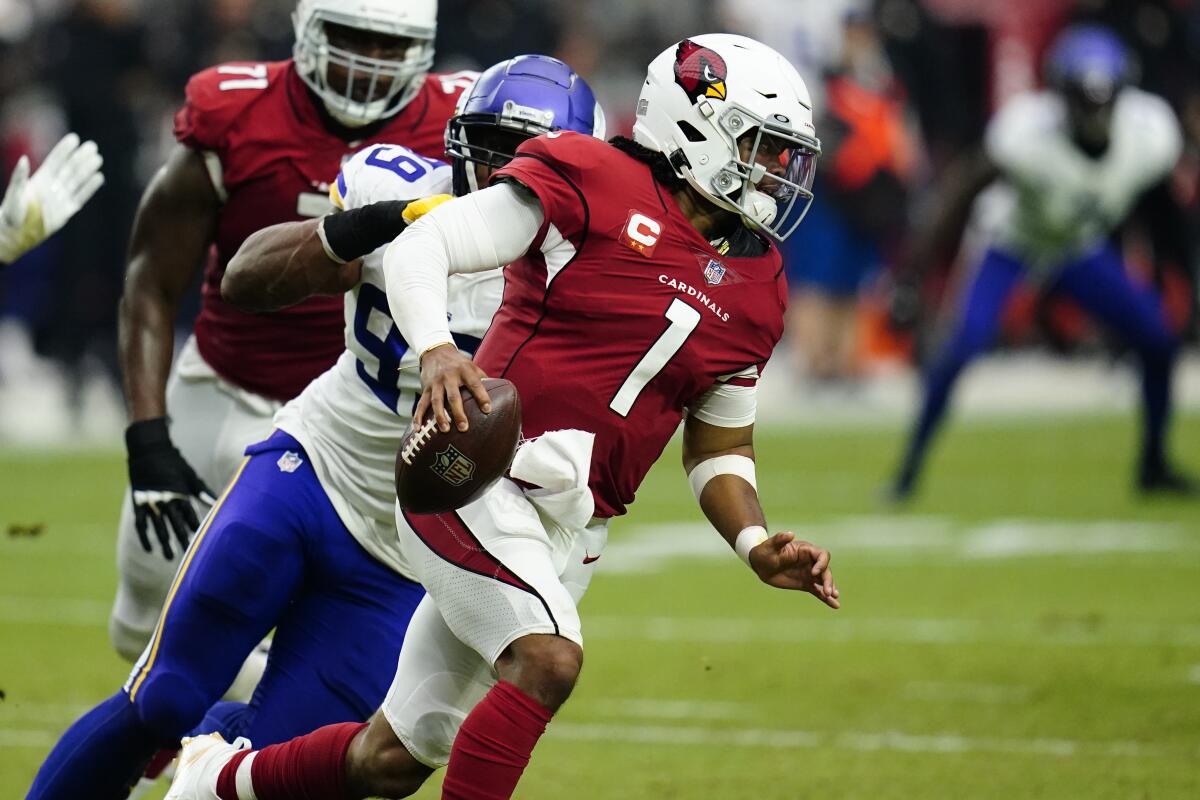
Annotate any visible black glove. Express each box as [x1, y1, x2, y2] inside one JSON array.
[[126, 417, 215, 560]]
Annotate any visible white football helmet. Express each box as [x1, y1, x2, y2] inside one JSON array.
[[633, 34, 821, 241], [293, 0, 437, 128]]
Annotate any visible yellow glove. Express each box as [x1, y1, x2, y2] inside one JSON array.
[[402, 193, 453, 224]]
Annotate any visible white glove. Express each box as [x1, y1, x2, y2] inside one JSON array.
[[0, 132, 105, 264]]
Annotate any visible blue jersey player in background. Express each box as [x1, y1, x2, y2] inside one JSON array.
[[888, 25, 1197, 502], [25, 55, 605, 800]]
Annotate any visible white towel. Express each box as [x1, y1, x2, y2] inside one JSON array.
[[508, 429, 596, 532]]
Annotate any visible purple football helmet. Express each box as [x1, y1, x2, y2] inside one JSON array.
[[1045, 25, 1133, 103], [445, 54, 606, 195]]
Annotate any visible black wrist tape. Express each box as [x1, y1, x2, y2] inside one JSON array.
[[321, 200, 410, 262]]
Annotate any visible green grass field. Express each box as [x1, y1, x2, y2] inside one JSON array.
[[3, 414, 1199, 798]]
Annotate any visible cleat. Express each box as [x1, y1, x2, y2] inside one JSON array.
[[164, 732, 251, 800], [1138, 464, 1200, 496]]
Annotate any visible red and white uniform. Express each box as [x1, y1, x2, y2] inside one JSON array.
[[382, 132, 785, 767], [110, 59, 470, 661], [178, 60, 466, 400], [480, 132, 786, 517]]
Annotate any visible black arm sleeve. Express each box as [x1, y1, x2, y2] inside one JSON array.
[[320, 200, 410, 262]]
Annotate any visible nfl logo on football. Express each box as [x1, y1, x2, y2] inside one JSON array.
[[704, 258, 726, 286], [431, 445, 476, 486]]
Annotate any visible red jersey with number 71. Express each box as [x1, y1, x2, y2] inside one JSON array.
[[479, 132, 788, 518]]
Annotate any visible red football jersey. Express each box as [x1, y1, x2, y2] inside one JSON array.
[[174, 60, 470, 400], [479, 132, 788, 518]]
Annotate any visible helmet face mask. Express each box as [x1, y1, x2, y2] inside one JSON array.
[[444, 54, 606, 195], [293, 0, 437, 128], [633, 34, 822, 242], [711, 105, 820, 241]]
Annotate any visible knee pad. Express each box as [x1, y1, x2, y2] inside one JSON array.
[[109, 614, 155, 663], [131, 669, 212, 740]]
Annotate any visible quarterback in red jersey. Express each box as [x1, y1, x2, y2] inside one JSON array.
[[166, 34, 838, 800], [111, 0, 471, 678]]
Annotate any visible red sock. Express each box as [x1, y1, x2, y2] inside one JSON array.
[[214, 722, 366, 800], [441, 681, 553, 800]]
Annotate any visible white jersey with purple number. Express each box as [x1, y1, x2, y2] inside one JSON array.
[[975, 87, 1182, 271], [273, 144, 504, 577]]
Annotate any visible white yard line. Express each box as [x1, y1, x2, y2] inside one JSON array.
[[548, 721, 1195, 760], [901, 681, 1032, 704], [0, 703, 90, 723], [0, 595, 109, 626], [574, 698, 755, 721], [598, 518, 1194, 575], [583, 615, 1200, 648], [0, 729, 58, 749]]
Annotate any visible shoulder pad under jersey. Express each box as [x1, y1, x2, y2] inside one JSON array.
[[331, 144, 452, 211]]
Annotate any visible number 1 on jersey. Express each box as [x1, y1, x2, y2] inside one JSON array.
[[609, 298, 701, 417]]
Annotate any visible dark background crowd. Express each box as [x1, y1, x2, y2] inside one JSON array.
[[2, 0, 1199, 430]]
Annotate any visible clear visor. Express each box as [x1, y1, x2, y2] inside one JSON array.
[[715, 106, 821, 241]]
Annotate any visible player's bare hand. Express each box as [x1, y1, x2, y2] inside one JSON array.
[[416, 344, 490, 432], [749, 532, 840, 609]]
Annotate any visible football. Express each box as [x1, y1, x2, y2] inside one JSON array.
[[394, 377, 523, 515]]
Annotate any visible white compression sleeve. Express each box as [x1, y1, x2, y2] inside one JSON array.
[[384, 182, 544, 356]]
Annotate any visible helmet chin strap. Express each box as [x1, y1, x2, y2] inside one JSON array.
[[740, 188, 777, 228]]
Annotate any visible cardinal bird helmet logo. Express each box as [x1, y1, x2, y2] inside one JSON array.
[[673, 39, 728, 104]]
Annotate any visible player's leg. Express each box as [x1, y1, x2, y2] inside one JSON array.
[[167, 481, 603, 800], [237, 513, 427, 745], [1051, 246, 1189, 490], [168, 598, 479, 800], [28, 443, 308, 800], [405, 484, 597, 799], [891, 248, 1025, 499], [110, 337, 275, 663]]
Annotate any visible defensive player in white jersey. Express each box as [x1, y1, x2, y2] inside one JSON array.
[[0, 133, 103, 266], [888, 24, 1194, 501], [25, 56, 604, 800]]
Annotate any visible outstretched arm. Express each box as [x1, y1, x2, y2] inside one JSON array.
[[222, 218, 362, 312], [682, 414, 839, 608], [901, 148, 999, 281], [0, 133, 104, 265], [384, 181, 544, 432], [223, 195, 453, 312], [890, 148, 998, 328]]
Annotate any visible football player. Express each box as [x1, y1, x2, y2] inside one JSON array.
[[26, 56, 603, 800], [165, 34, 838, 800], [888, 25, 1194, 502], [0, 133, 103, 265], [110, 0, 472, 680]]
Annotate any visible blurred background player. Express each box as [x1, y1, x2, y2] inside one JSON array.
[[165, 33, 837, 800], [0, 132, 103, 266], [888, 24, 1194, 502], [110, 0, 468, 691], [26, 53, 604, 800]]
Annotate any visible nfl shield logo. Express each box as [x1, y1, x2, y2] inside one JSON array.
[[704, 258, 726, 285], [431, 445, 476, 486], [277, 451, 304, 473]]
